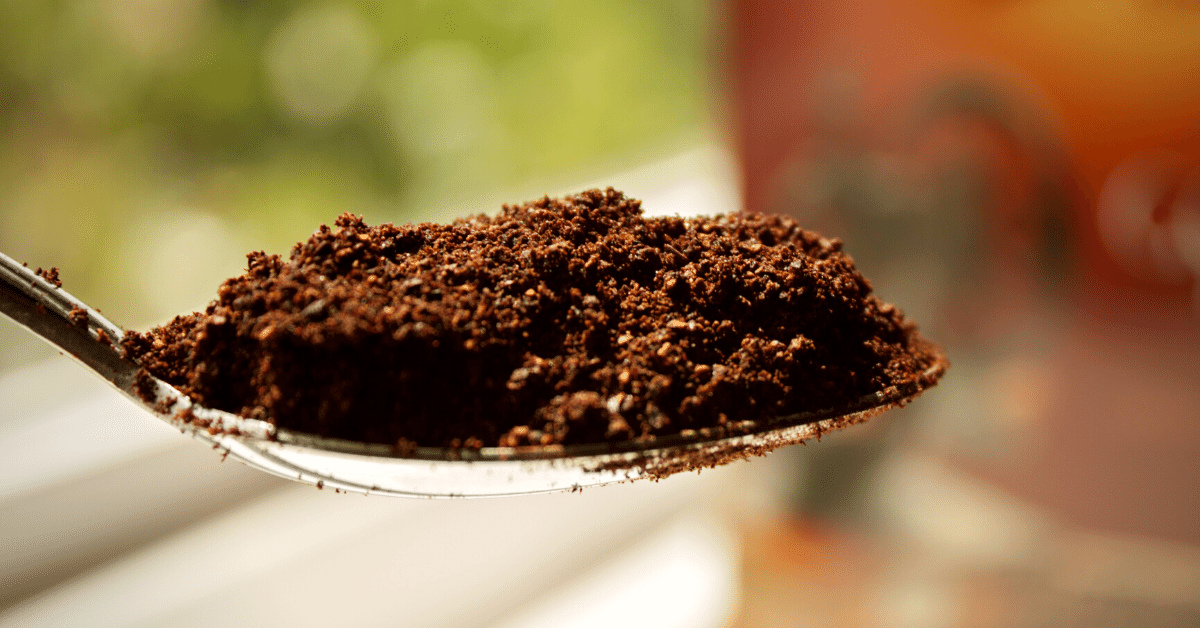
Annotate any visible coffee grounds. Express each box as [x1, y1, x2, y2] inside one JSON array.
[[35, 267, 62, 288], [68, 306, 89, 329], [122, 189, 942, 449]]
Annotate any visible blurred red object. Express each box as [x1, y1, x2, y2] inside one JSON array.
[[733, 0, 1200, 318], [731, 0, 1200, 543]]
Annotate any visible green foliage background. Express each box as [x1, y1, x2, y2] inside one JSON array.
[[0, 0, 717, 367]]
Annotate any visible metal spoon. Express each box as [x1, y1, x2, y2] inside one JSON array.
[[0, 251, 946, 497]]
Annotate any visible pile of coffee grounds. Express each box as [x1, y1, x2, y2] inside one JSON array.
[[123, 189, 942, 449]]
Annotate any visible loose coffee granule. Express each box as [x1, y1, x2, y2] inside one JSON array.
[[123, 189, 942, 448], [35, 267, 62, 288], [68, 306, 89, 329]]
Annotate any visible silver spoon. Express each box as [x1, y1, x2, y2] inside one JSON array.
[[0, 250, 946, 497]]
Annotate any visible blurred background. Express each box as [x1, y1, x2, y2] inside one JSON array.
[[2, 1, 1199, 626]]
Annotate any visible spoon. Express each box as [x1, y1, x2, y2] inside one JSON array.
[[0, 250, 946, 497]]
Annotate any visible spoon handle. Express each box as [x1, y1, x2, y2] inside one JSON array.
[[0, 251, 137, 395]]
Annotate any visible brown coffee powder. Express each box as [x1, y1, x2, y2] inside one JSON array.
[[123, 189, 942, 449], [35, 267, 62, 288]]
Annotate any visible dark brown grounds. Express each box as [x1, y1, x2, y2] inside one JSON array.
[[35, 267, 62, 288], [122, 189, 942, 449], [67, 306, 88, 329]]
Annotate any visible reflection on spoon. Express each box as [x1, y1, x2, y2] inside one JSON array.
[[0, 251, 945, 497]]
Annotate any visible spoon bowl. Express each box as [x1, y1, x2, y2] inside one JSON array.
[[0, 251, 946, 497]]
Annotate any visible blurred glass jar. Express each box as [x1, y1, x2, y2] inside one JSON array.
[[730, 0, 1200, 544], [732, 0, 1200, 324]]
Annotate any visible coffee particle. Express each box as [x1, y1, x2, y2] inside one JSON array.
[[35, 267, 62, 288], [133, 368, 157, 404], [153, 395, 177, 414], [68, 306, 88, 329]]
